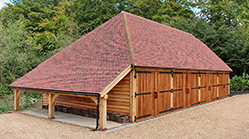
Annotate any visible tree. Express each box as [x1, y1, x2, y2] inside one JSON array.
[[0, 18, 39, 97], [1, 0, 80, 53], [71, 0, 127, 35]]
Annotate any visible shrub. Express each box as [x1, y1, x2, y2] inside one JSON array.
[[230, 73, 249, 92]]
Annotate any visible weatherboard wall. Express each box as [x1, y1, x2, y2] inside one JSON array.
[[42, 73, 131, 116]]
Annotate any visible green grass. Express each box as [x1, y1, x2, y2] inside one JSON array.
[[0, 92, 42, 113]]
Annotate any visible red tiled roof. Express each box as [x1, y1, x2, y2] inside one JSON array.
[[10, 13, 131, 94], [125, 12, 232, 71], [10, 12, 232, 94]]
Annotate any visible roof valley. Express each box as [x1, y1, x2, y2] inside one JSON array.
[[121, 11, 137, 66]]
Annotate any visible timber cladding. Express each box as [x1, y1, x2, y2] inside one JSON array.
[[42, 69, 230, 123], [42, 73, 131, 122], [135, 68, 230, 122], [107, 73, 130, 115]]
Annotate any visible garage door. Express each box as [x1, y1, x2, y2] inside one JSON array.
[[186, 73, 199, 107], [157, 72, 171, 115], [218, 73, 230, 99], [209, 73, 218, 102], [200, 73, 209, 104], [135, 71, 155, 121], [136, 71, 184, 121]]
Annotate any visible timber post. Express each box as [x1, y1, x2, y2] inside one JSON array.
[[217, 74, 219, 98], [48, 93, 59, 119], [99, 95, 108, 130], [130, 69, 136, 122], [14, 89, 23, 111]]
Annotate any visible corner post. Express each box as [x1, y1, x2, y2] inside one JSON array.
[[130, 69, 136, 122], [99, 95, 108, 130], [14, 89, 22, 111]]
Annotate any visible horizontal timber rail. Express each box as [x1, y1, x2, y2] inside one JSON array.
[[10, 87, 99, 97]]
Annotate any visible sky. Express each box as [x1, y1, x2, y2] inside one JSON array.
[[0, 0, 10, 9]]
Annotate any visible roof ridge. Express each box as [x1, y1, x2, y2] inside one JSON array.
[[121, 11, 137, 66], [124, 11, 193, 36]]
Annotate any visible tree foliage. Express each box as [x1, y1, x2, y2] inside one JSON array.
[[0, 0, 249, 97]]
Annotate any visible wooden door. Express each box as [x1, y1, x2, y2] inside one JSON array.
[[223, 73, 230, 97], [219, 73, 230, 99], [136, 71, 155, 121], [209, 73, 218, 102], [187, 73, 199, 107], [218, 73, 224, 99], [200, 74, 209, 104], [157, 72, 171, 115], [173, 74, 184, 111]]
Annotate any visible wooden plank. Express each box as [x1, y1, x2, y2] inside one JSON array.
[[109, 101, 128, 106], [109, 91, 130, 95], [108, 94, 130, 99], [108, 97, 130, 102], [107, 107, 130, 114], [56, 99, 95, 106], [100, 65, 132, 97], [107, 105, 130, 110], [55, 101, 96, 109], [110, 88, 130, 92], [114, 85, 130, 88]]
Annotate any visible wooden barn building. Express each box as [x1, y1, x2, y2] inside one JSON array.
[[10, 11, 232, 130]]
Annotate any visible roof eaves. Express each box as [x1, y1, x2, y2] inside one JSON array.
[[121, 11, 137, 66]]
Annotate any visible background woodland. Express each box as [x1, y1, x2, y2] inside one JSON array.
[[0, 0, 249, 98]]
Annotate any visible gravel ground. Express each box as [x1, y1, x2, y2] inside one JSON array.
[[0, 94, 249, 139]]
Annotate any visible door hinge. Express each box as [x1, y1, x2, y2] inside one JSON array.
[[134, 70, 137, 79]]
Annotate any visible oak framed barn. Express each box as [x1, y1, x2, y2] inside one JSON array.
[[10, 11, 232, 130]]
